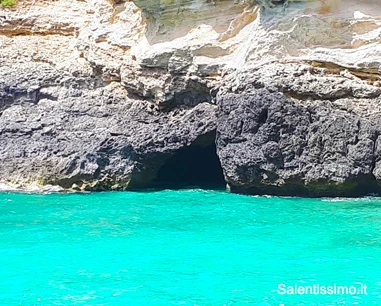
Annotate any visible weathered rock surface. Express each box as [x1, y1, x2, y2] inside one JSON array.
[[215, 61, 381, 196], [217, 89, 381, 196], [0, 62, 217, 190], [1, 0, 381, 195]]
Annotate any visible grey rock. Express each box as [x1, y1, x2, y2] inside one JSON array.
[[121, 67, 213, 109], [0, 62, 217, 191], [216, 88, 381, 196], [3, 0, 381, 197]]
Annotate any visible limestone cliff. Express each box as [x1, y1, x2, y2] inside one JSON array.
[[1, 0, 381, 196]]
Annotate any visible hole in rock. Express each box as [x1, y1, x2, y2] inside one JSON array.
[[153, 131, 226, 189], [258, 108, 268, 124]]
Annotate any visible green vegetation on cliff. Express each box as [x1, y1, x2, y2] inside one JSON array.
[[1, 0, 16, 7]]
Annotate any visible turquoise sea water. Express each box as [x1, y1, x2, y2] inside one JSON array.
[[1, 190, 381, 305]]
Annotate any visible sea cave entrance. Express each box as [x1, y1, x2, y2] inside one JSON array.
[[153, 131, 226, 189]]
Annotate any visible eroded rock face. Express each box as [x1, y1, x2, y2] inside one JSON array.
[[217, 89, 380, 196], [1, 0, 381, 195], [132, 0, 252, 43], [215, 60, 381, 196], [0, 64, 217, 190]]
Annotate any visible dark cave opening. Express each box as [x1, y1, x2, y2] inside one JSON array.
[[153, 132, 226, 189]]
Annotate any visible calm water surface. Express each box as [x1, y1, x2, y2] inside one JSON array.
[[1, 190, 381, 305]]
